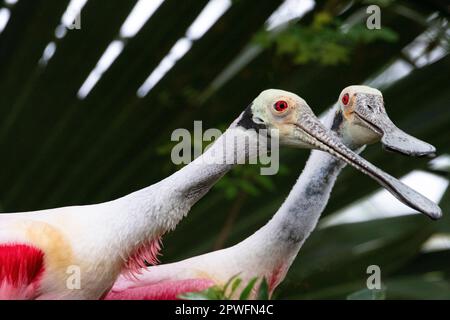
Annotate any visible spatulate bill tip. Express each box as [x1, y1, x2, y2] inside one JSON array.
[[381, 144, 437, 158], [423, 207, 442, 220]]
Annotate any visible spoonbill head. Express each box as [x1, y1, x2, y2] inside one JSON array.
[[336, 85, 436, 157], [240, 88, 340, 149]]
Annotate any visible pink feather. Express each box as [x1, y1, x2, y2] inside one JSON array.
[[105, 278, 214, 300], [122, 236, 163, 279]]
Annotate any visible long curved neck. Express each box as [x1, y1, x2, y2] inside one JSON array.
[[173, 126, 265, 200], [104, 126, 260, 260], [237, 106, 359, 275], [257, 149, 345, 249], [127, 125, 260, 206]]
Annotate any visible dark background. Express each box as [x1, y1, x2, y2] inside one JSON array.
[[0, 0, 449, 299]]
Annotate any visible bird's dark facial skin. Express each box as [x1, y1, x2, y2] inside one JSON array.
[[331, 109, 344, 132], [237, 103, 266, 131]]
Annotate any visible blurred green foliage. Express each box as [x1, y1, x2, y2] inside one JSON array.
[[255, 10, 398, 65], [180, 276, 270, 300]]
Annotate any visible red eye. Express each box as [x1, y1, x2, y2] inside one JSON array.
[[274, 100, 289, 112], [342, 93, 350, 105]]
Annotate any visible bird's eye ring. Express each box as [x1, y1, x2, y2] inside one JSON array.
[[342, 93, 350, 106], [274, 100, 289, 112]]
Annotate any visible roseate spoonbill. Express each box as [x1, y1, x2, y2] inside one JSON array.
[[0, 88, 439, 300], [106, 86, 438, 300]]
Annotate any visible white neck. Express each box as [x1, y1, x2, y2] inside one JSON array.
[[96, 126, 260, 264], [245, 149, 345, 255], [235, 106, 360, 275]]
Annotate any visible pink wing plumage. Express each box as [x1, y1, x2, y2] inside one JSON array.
[[0, 244, 45, 300], [105, 278, 214, 300]]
